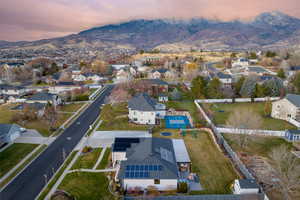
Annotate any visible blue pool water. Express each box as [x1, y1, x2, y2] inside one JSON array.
[[165, 115, 191, 129]]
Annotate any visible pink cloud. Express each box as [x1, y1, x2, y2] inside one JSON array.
[[0, 0, 299, 41]]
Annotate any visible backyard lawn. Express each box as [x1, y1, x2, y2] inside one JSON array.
[[71, 148, 102, 169], [0, 143, 38, 178], [203, 102, 296, 130], [183, 131, 239, 194], [58, 172, 114, 200]]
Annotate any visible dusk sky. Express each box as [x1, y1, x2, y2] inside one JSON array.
[[1, 0, 299, 41]]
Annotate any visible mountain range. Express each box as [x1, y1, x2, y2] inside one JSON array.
[[2, 11, 300, 52]]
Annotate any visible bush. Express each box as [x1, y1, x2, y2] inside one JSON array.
[[177, 182, 188, 193], [74, 94, 89, 101], [82, 146, 92, 153]]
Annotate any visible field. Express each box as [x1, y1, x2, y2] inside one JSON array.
[[58, 172, 114, 200], [203, 102, 296, 130], [98, 103, 148, 131], [0, 104, 73, 136], [0, 143, 38, 178], [71, 148, 102, 169]]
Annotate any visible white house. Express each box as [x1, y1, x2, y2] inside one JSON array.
[[48, 82, 82, 94], [232, 58, 249, 67], [233, 179, 260, 195], [113, 137, 194, 191], [114, 69, 133, 83], [26, 92, 62, 106], [214, 72, 233, 88], [72, 74, 87, 82], [271, 94, 300, 124], [128, 93, 166, 125], [0, 124, 26, 144], [0, 84, 26, 96], [149, 69, 171, 79]]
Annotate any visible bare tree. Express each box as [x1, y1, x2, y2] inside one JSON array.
[[226, 108, 262, 148], [269, 145, 300, 200], [43, 103, 58, 131]]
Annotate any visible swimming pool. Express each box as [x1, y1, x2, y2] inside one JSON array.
[[165, 115, 191, 129]]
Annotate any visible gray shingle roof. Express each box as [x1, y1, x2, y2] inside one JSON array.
[[117, 137, 179, 180], [27, 92, 55, 101], [12, 103, 46, 110], [238, 179, 259, 189], [286, 129, 300, 135], [152, 68, 169, 74], [286, 94, 300, 107], [0, 84, 25, 90], [142, 79, 168, 85], [0, 124, 21, 137], [216, 72, 232, 79], [128, 93, 158, 111]]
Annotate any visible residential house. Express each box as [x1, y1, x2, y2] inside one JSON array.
[[232, 58, 249, 67], [114, 69, 133, 83], [158, 93, 168, 102], [72, 74, 87, 82], [48, 82, 82, 94], [271, 94, 300, 123], [138, 79, 169, 96], [0, 124, 25, 144], [12, 103, 46, 117], [245, 66, 275, 76], [113, 137, 195, 191], [83, 73, 103, 82], [287, 66, 300, 77], [214, 72, 233, 88], [128, 93, 166, 125], [0, 84, 26, 96], [233, 179, 260, 195], [149, 68, 171, 79], [285, 130, 300, 141], [26, 92, 62, 106]]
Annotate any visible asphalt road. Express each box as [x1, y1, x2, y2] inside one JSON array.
[[0, 85, 114, 200]]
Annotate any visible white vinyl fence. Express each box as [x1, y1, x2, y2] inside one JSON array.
[[216, 127, 285, 137], [196, 97, 280, 104]]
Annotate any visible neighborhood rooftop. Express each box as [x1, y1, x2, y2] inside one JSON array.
[[128, 93, 158, 111], [286, 93, 300, 107], [117, 137, 179, 180]]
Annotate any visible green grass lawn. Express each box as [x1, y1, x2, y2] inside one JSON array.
[[98, 103, 148, 131], [72, 148, 102, 169], [183, 131, 239, 194], [203, 102, 296, 130], [97, 148, 111, 169], [0, 143, 38, 178], [0, 145, 46, 188], [0, 105, 17, 124], [166, 101, 204, 125], [58, 103, 84, 112], [58, 172, 114, 200]]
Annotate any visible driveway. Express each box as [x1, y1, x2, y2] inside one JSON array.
[[86, 131, 152, 148]]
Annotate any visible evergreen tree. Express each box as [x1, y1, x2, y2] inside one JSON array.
[[207, 78, 223, 98], [191, 76, 207, 99], [234, 76, 245, 96], [277, 68, 286, 79]]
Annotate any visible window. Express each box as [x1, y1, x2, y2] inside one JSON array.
[[154, 179, 160, 184], [287, 114, 291, 118]]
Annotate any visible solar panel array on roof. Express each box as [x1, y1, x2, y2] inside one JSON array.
[[113, 138, 140, 152], [124, 164, 163, 178]]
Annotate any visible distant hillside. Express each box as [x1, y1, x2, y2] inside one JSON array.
[[2, 11, 300, 51]]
